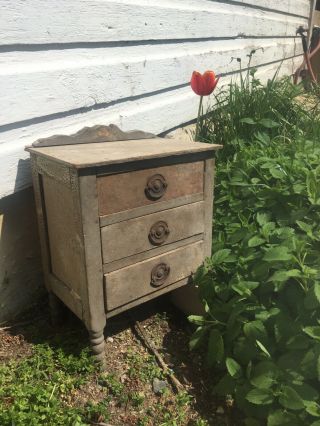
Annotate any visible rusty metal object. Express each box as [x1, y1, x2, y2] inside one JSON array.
[[148, 221, 170, 246], [145, 174, 168, 200], [151, 263, 170, 287]]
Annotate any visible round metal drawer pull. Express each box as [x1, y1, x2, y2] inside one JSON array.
[[145, 174, 167, 200], [150, 263, 170, 287], [149, 221, 170, 246]]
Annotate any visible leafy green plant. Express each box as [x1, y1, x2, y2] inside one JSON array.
[[0, 343, 95, 425], [190, 68, 320, 425]]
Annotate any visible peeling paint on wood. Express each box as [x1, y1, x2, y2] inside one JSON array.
[[0, 0, 311, 199]]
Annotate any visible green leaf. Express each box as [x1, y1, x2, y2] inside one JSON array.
[[248, 236, 265, 248], [212, 374, 235, 396], [231, 281, 259, 296], [259, 118, 279, 128], [250, 361, 278, 389], [270, 167, 286, 180], [244, 321, 267, 341], [256, 212, 271, 226], [278, 385, 304, 410], [188, 315, 205, 326], [268, 269, 301, 283], [245, 388, 274, 405], [268, 410, 300, 426], [263, 246, 292, 262], [240, 117, 256, 125], [305, 401, 320, 417], [226, 357, 242, 378], [303, 326, 320, 341], [189, 326, 207, 350], [315, 282, 320, 303], [311, 421, 320, 426], [207, 329, 224, 366], [292, 382, 319, 404], [296, 220, 313, 234], [256, 340, 271, 358], [211, 249, 232, 265]]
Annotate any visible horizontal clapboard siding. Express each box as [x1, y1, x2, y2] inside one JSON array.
[[0, 0, 308, 44], [0, 57, 302, 197], [0, 39, 301, 127], [0, 0, 311, 198], [234, 0, 311, 17]]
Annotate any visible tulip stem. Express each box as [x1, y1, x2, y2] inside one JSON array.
[[195, 95, 203, 141]]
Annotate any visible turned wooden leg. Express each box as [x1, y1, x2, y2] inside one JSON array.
[[89, 328, 106, 370], [48, 292, 65, 326]]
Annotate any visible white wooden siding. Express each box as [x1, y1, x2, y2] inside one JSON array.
[[0, 0, 311, 198]]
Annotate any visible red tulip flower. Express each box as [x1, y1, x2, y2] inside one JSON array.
[[191, 71, 219, 96], [190, 70, 220, 140]]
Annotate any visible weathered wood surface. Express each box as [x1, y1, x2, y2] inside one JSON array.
[[27, 139, 217, 168], [101, 201, 205, 263], [42, 175, 84, 295], [0, 1, 308, 45], [0, 39, 302, 127], [97, 161, 204, 216], [106, 276, 191, 318], [100, 193, 203, 227], [78, 174, 106, 332], [32, 125, 155, 147], [104, 241, 204, 311], [103, 234, 203, 273], [203, 158, 215, 258]]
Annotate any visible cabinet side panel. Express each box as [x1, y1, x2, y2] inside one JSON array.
[[203, 158, 215, 257], [42, 175, 83, 295]]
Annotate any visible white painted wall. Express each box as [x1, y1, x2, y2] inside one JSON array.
[[0, 0, 312, 198]]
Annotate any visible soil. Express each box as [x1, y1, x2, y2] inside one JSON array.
[[0, 295, 234, 425]]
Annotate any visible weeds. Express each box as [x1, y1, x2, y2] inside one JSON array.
[[191, 68, 320, 425]]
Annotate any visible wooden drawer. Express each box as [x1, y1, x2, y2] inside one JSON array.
[[104, 241, 204, 311], [97, 161, 204, 216], [101, 201, 204, 264]]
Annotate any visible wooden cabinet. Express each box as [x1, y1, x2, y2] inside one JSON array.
[[26, 126, 221, 367]]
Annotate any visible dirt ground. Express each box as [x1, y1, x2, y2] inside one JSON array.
[[0, 295, 235, 425]]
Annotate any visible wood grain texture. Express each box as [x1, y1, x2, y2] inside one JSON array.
[[27, 139, 217, 168], [104, 241, 204, 311], [0, 54, 302, 198], [42, 175, 84, 295], [0, 39, 301, 126], [97, 161, 204, 216], [103, 234, 203, 273], [106, 276, 191, 318], [203, 158, 215, 258], [0, 0, 308, 45], [32, 125, 155, 147], [78, 175, 106, 330], [101, 201, 205, 263], [100, 193, 203, 226]]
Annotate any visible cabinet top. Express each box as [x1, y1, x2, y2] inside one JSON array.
[[26, 138, 221, 169]]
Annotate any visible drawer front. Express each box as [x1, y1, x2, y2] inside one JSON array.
[[101, 202, 204, 264], [105, 241, 204, 311], [97, 161, 204, 216]]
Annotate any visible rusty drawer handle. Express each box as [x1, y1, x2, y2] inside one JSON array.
[[151, 263, 170, 287], [145, 174, 167, 200], [149, 221, 170, 246]]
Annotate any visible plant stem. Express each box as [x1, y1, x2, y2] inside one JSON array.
[[195, 95, 203, 141]]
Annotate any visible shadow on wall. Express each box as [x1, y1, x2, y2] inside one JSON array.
[[0, 158, 44, 322]]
